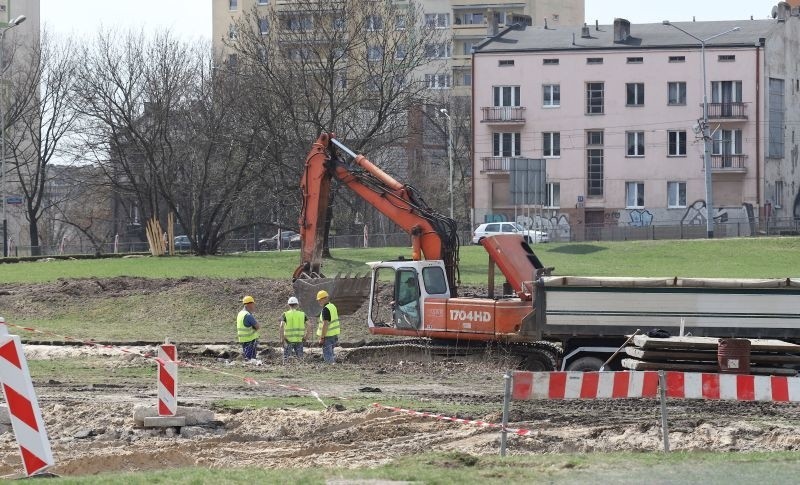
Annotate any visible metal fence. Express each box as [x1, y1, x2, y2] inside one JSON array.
[[3, 219, 798, 258]]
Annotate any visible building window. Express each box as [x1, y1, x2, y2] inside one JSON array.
[[459, 12, 484, 25], [229, 0, 238, 10], [768, 78, 785, 158], [228, 24, 237, 40], [587, 130, 604, 197], [775, 180, 784, 208], [712, 80, 742, 103], [227, 54, 238, 69], [367, 46, 383, 61], [543, 84, 560, 107], [668, 130, 687, 156], [627, 57, 643, 64], [493, 86, 520, 107], [546, 183, 560, 208], [712, 129, 742, 155], [669, 56, 685, 63], [333, 18, 346, 31], [586, 82, 604, 114], [425, 74, 451, 89], [335, 73, 347, 90], [543, 58, 559, 65], [667, 181, 687, 208], [367, 75, 380, 92], [258, 18, 269, 35], [366, 15, 383, 31], [543, 132, 560, 157], [668, 82, 686, 105], [462, 40, 476, 55], [493, 132, 521, 157], [587, 57, 603, 64], [394, 45, 407, 60], [424, 13, 450, 29], [425, 43, 451, 59], [284, 15, 313, 31], [626, 83, 645, 106], [499, 60, 515, 66], [395, 15, 406, 30], [257, 0, 269, 4], [462, 72, 472, 86], [626, 182, 645, 208], [718, 55, 736, 62], [626, 131, 645, 156]]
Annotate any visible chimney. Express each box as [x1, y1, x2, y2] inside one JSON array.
[[773, 2, 792, 21], [581, 23, 591, 38], [487, 9, 499, 36], [613, 18, 631, 43]]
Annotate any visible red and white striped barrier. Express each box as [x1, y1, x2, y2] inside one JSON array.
[[512, 371, 800, 402], [0, 320, 54, 476], [157, 344, 178, 416]]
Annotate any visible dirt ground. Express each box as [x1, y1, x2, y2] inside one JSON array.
[[2, 278, 800, 478]]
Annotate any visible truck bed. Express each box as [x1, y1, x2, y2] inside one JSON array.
[[535, 276, 800, 342]]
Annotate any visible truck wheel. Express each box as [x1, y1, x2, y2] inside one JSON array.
[[565, 356, 604, 372]]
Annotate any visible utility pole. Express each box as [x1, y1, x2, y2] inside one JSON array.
[[440, 108, 454, 219], [1, 15, 26, 257], [663, 21, 739, 239]]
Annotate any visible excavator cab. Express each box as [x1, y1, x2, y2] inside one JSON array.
[[367, 260, 450, 330]]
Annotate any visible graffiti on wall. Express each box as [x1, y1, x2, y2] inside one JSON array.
[[628, 209, 654, 227], [516, 214, 572, 240]]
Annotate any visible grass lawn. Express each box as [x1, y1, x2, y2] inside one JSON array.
[[1, 237, 799, 284], [44, 451, 800, 484]]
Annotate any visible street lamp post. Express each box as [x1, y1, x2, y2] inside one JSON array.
[[663, 21, 739, 239], [1, 14, 26, 257], [440, 108, 454, 219]]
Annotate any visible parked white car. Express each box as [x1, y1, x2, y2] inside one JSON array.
[[472, 222, 549, 244]]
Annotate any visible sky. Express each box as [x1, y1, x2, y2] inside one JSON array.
[[39, 1, 780, 40]]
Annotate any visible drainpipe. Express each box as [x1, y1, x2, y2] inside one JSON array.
[[755, 41, 761, 213], [470, 49, 476, 228]]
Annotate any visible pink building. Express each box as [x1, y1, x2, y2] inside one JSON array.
[[472, 8, 800, 240]]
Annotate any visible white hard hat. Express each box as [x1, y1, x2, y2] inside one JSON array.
[[287, 296, 299, 305]]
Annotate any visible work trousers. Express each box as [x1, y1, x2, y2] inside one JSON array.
[[241, 339, 258, 360], [284, 342, 304, 360], [321, 336, 338, 364]]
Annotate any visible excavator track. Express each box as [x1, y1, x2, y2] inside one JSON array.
[[342, 338, 562, 371]]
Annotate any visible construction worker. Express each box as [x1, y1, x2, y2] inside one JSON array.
[[280, 296, 309, 360], [316, 290, 340, 364], [237, 296, 260, 361]]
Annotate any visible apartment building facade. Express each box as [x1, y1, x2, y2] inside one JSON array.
[[472, 10, 800, 240]]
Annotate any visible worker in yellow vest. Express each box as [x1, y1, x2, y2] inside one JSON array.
[[316, 290, 340, 364], [236, 295, 260, 361], [280, 296, 309, 361]]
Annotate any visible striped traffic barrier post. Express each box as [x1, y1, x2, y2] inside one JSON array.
[[0, 319, 54, 476], [157, 342, 177, 416]]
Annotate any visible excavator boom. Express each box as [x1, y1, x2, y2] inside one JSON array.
[[293, 133, 460, 316]]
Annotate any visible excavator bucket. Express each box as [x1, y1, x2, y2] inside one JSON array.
[[292, 273, 372, 317]]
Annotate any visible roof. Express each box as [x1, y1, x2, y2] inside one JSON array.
[[475, 19, 779, 54]]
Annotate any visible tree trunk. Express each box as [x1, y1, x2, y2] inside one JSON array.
[[28, 216, 41, 256]]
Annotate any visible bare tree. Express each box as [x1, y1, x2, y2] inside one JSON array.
[[72, 30, 264, 254], [230, 0, 448, 241], [5, 30, 79, 255]]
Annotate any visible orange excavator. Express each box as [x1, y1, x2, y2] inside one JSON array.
[[292, 133, 560, 369]]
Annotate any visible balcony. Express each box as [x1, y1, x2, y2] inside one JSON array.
[[481, 156, 514, 173], [481, 106, 526, 124], [711, 154, 747, 173], [705, 102, 748, 121]]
